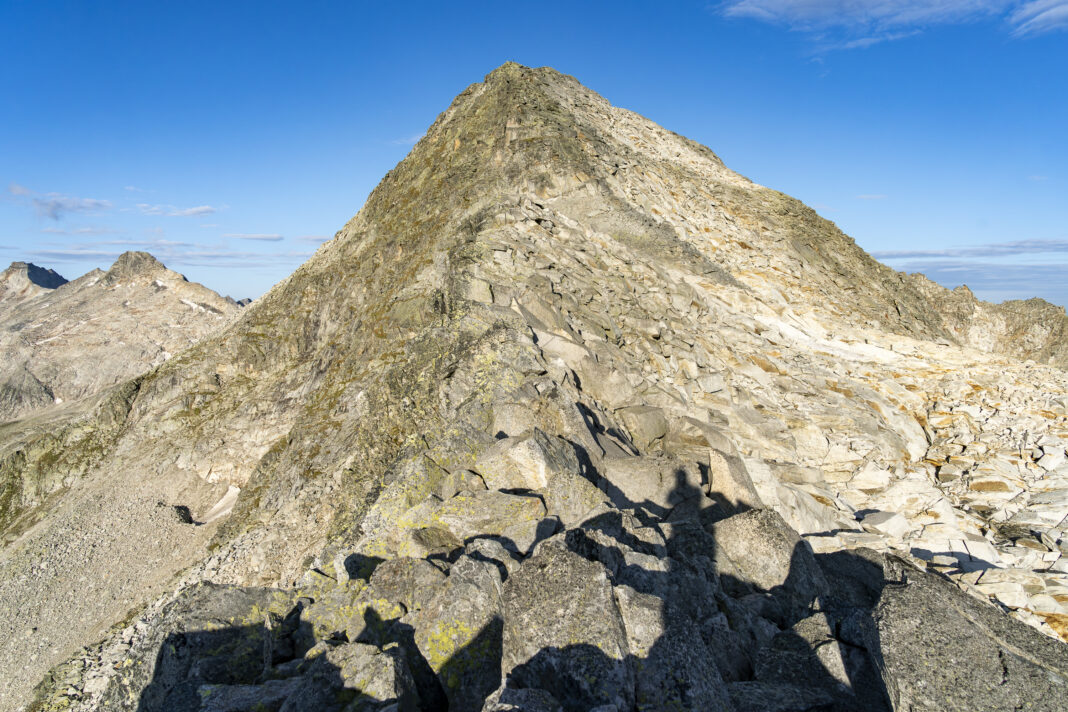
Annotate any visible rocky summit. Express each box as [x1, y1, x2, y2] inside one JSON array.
[[4, 63, 1068, 711]]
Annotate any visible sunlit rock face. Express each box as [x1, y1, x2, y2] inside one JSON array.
[[10, 64, 1068, 712]]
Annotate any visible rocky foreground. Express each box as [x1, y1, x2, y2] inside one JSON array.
[[6, 64, 1068, 711]]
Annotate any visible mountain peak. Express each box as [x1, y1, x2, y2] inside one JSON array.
[[2, 261, 67, 290], [103, 251, 172, 281], [0, 261, 67, 306]]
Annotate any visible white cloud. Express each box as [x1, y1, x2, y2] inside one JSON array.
[[856, 194, 888, 200], [8, 183, 113, 219], [296, 235, 330, 243], [872, 238, 1068, 259], [390, 132, 426, 146], [224, 233, 284, 242], [1010, 0, 1068, 34], [721, 1, 1010, 30], [34, 195, 112, 220], [137, 203, 217, 217], [719, 1, 1068, 44], [40, 226, 115, 235]]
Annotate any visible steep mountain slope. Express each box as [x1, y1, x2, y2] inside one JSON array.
[[0, 262, 67, 308], [0, 251, 239, 423], [8, 64, 1068, 711]]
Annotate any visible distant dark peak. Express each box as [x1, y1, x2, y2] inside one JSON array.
[[105, 251, 168, 280], [3, 261, 67, 289]]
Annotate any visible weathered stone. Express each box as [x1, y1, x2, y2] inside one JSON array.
[[869, 556, 1068, 711], [616, 406, 668, 451], [279, 642, 418, 712], [598, 454, 706, 513], [500, 539, 633, 712], [709, 508, 828, 625], [368, 557, 448, 614], [475, 429, 582, 491], [410, 555, 504, 712], [541, 469, 610, 528]]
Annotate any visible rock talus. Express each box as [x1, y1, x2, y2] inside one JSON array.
[[5, 63, 1068, 711]]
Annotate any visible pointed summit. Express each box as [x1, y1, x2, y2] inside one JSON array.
[[101, 250, 175, 284]]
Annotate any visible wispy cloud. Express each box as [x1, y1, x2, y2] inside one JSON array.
[[8, 183, 112, 220], [40, 226, 116, 235], [296, 235, 330, 243], [873, 238, 1068, 259], [719, 1, 1068, 46], [1010, 0, 1068, 34], [123, 185, 149, 193], [390, 132, 425, 146], [721, 1, 1010, 30], [34, 195, 112, 220], [856, 193, 888, 200], [28, 240, 314, 269], [1028, 174, 1049, 181], [224, 233, 284, 241], [137, 203, 217, 217]]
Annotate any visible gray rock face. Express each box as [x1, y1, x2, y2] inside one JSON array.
[[10, 63, 1068, 712], [871, 556, 1068, 712]]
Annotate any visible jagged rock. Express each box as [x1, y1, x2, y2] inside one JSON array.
[[598, 454, 707, 513], [0, 261, 66, 306], [279, 642, 418, 712], [409, 555, 504, 712], [368, 557, 448, 614], [616, 406, 668, 451]]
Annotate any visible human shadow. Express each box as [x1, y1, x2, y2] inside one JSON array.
[[483, 467, 895, 711], [132, 463, 895, 711]]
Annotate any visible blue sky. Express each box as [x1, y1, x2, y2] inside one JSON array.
[[1, 1, 1065, 304]]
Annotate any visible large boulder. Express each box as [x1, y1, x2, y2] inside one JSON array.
[[870, 556, 1068, 711], [500, 539, 633, 711], [708, 508, 828, 626], [475, 429, 582, 491]]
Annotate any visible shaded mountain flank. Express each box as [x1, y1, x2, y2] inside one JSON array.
[[0, 261, 68, 307], [4, 64, 1067, 711]]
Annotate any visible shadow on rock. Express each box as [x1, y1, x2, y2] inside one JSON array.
[[125, 468, 1068, 712]]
